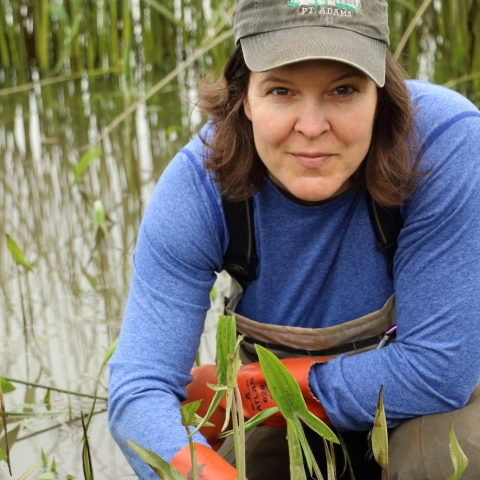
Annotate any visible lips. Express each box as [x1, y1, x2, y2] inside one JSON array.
[[290, 152, 334, 169]]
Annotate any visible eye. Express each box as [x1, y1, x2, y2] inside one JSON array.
[[269, 87, 291, 96], [332, 85, 355, 96]]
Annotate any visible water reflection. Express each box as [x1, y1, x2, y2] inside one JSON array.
[[0, 72, 193, 478]]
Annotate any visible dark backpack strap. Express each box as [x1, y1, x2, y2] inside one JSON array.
[[222, 197, 258, 290], [366, 193, 403, 279]]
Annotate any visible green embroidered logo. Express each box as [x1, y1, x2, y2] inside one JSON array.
[[286, 0, 362, 14]]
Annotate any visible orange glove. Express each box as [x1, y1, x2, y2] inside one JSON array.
[[185, 358, 330, 448], [184, 364, 226, 451], [233, 357, 331, 427], [171, 443, 243, 480]]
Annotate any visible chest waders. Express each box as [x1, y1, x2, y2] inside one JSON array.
[[219, 194, 480, 480]]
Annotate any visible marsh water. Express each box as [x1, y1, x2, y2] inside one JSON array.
[[0, 68, 226, 478]]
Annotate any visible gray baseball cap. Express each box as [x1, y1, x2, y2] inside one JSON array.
[[234, 0, 389, 87]]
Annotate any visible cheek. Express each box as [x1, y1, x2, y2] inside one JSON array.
[[251, 111, 292, 151], [342, 110, 376, 154]]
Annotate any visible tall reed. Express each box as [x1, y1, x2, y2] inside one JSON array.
[[0, 0, 479, 99]]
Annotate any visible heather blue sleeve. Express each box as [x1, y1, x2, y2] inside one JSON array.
[[108, 139, 226, 478], [311, 83, 480, 430]]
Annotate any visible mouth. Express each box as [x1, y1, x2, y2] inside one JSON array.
[[290, 152, 334, 169]]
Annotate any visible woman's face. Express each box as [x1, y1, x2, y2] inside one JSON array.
[[243, 60, 378, 205]]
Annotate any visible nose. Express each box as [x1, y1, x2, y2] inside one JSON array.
[[294, 101, 330, 140]]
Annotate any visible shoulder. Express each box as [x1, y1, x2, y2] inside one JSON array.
[[408, 79, 479, 114], [160, 122, 216, 188], [140, 122, 228, 256], [407, 80, 480, 150]]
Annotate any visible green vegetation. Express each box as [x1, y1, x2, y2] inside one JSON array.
[[0, 1, 479, 478], [129, 316, 469, 480], [1, 1, 480, 104]]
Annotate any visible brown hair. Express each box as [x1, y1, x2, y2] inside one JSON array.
[[199, 45, 418, 207]]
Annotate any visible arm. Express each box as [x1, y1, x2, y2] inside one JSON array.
[[311, 88, 480, 430], [108, 143, 228, 478]]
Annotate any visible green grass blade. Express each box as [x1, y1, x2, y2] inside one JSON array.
[[50, 456, 57, 473], [293, 416, 314, 476], [128, 440, 185, 480], [97, 337, 119, 377], [448, 420, 468, 480], [81, 412, 95, 480], [0, 378, 15, 394], [286, 418, 307, 480], [0, 380, 11, 476], [336, 430, 356, 480], [323, 438, 336, 480], [41, 447, 48, 467], [371, 385, 389, 475], [6, 234, 33, 271], [74, 146, 101, 183]]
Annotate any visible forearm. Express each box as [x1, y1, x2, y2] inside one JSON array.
[[311, 335, 480, 431]]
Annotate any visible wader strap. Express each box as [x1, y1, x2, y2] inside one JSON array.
[[222, 198, 258, 290], [366, 193, 403, 279]]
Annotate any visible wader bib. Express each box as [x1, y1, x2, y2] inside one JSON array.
[[219, 281, 480, 480]]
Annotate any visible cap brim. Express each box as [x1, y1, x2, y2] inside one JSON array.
[[240, 26, 386, 87]]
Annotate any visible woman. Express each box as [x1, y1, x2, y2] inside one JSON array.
[[108, 0, 480, 478]]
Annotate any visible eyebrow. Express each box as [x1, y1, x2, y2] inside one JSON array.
[[257, 68, 368, 87], [257, 74, 295, 87]]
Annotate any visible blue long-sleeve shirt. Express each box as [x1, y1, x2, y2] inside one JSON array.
[[108, 80, 480, 478]]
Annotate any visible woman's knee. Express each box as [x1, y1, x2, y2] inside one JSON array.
[[389, 385, 480, 479]]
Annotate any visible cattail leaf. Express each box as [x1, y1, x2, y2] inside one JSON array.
[[0, 378, 16, 395], [74, 146, 101, 183], [371, 385, 389, 473], [448, 420, 468, 480], [128, 440, 185, 480], [6, 235, 33, 271]]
